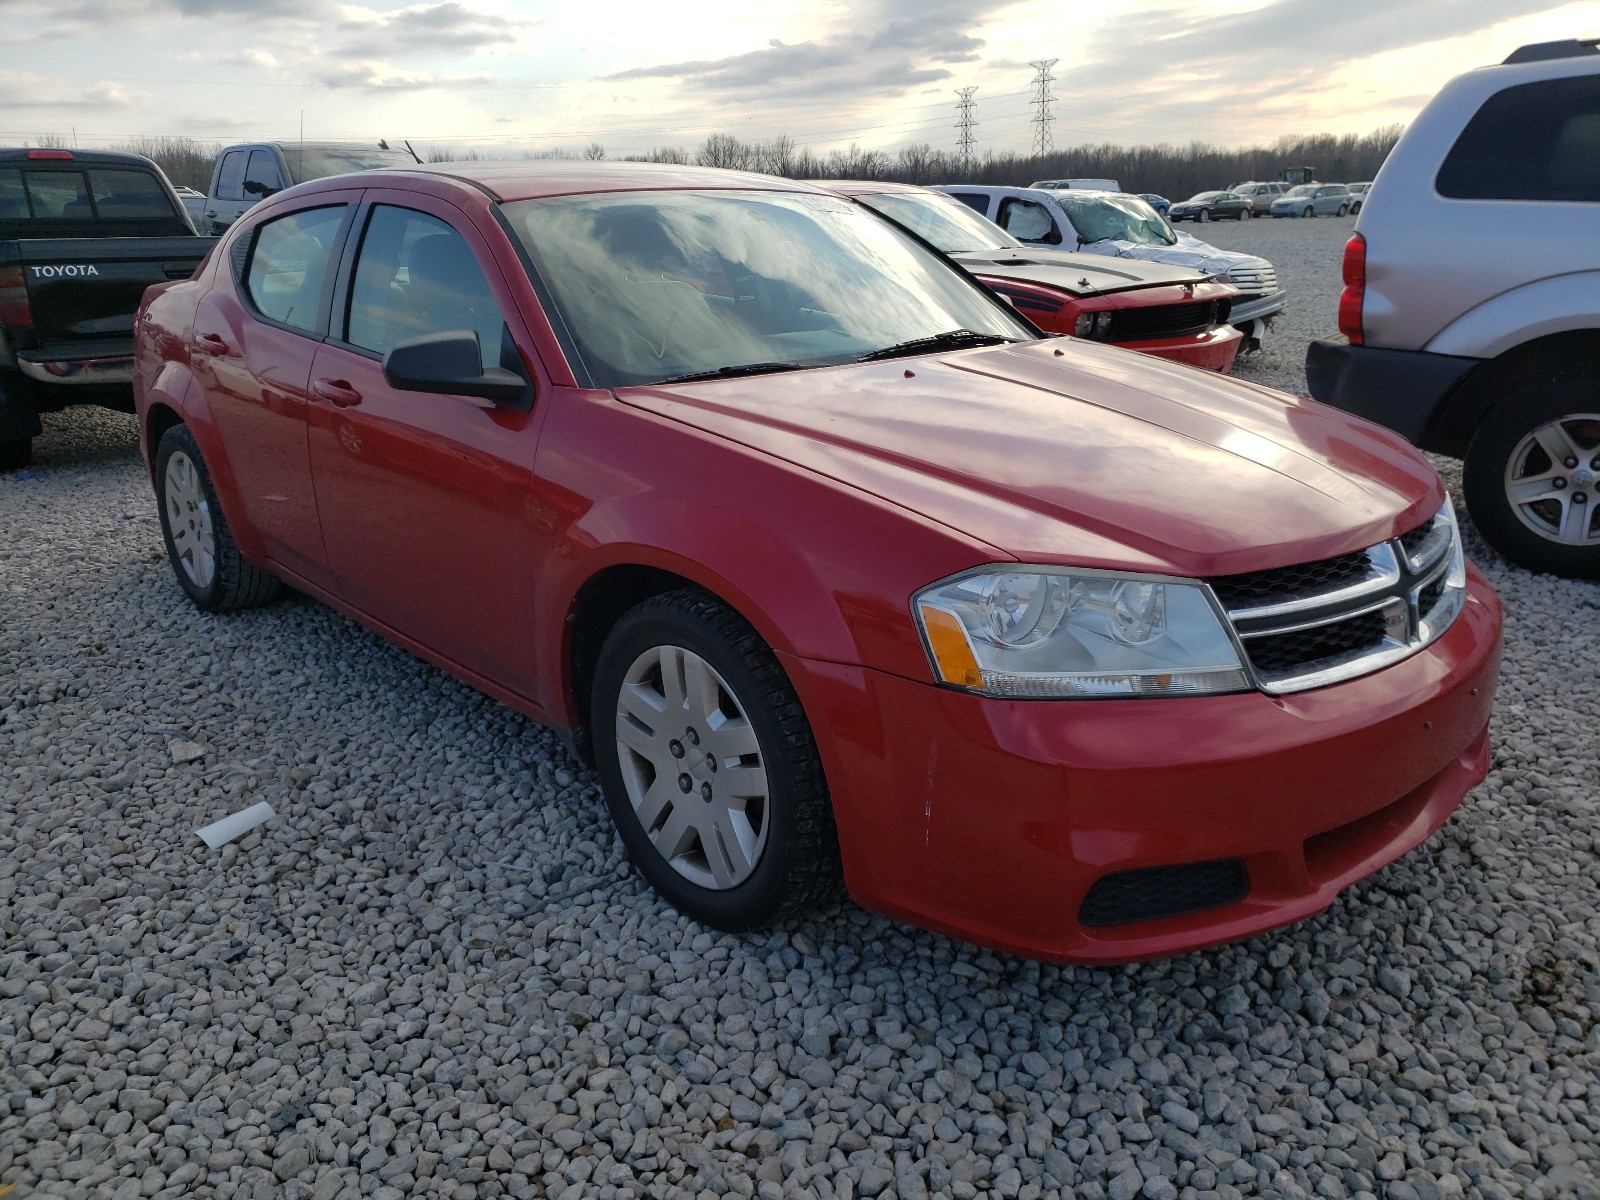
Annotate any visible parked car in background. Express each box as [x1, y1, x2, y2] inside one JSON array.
[[1307, 38, 1600, 578], [1138, 193, 1170, 214], [1031, 177, 1120, 191], [201, 140, 415, 234], [1230, 181, 1288, 213], [822, 179, 1241, 372], [1347, 182, 1373, 212], [0, 147, 211, 468], [1271, 183, 1352, 217], [937, 185, 1287, 346], [173, 184, 207, 225], [132, 160, 1498, 963], [1167, 191, 1252, 222]]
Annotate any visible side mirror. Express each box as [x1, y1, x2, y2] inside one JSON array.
[[242, 180, 280, 198], [383, 329, 533, 410]]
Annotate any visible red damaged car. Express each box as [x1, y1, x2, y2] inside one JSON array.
[[133, 162, 1500, 963], [822, 179, 1242, 373]]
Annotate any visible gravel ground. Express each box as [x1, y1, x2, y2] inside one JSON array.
[[2, 217, 1597, 1200]]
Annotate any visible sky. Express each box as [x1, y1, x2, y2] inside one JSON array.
[[0, 0, 1590, 158]]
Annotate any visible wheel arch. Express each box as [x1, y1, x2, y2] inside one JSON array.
[[1422, 329, 1600, 458]]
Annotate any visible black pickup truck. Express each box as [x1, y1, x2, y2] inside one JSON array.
[[1, 148, 214, 468]]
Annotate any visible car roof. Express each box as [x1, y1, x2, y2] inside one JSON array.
[[0, 147, 162, 168], [812, 178, 937, 197], [332, 160, 835, 204]]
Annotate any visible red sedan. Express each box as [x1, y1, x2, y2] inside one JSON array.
[[133, 161, 1500, 963], [821, 179, 1242, 373]]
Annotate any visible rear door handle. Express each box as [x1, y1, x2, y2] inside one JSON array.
[[313, 378, 363, 408], [195, 332, 230, 356]]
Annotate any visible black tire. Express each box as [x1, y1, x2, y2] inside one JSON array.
[[1351, 201, 1363, 214], [591, 589, 843, 930], [1303, 206, 1314, 218], [1337, 204, 1350, 217], [154, 423, 283, 610], [1197, 208, 1211, 223], [1237, 208, 1251, 220], [0, 438, 30, 471], [1462, 367, 1600, 579]]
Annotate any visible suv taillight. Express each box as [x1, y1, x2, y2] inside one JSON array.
[[0, 265, 30, 330], [1338, 233, 1365, 344]]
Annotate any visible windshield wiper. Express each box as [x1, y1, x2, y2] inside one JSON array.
[[656, 362, 802, 384], [855, 329, 1016, 363]]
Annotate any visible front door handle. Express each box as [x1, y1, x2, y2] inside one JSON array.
[[195, 332, 230, 356], [313, 378, 363, 408]]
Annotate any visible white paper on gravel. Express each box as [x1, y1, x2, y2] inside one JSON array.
[[196, 801, 275, 848]]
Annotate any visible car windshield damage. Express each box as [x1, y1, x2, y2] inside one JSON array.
[[855, 191, 1020, 255], [502, 189, 1033, 389], [1052, 192, 1177, 247]]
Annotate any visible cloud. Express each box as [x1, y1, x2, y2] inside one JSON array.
[[333, 1, 522, 58], [0, 69, 136, 109], [312, 61, 494, 90], [603, 0, 1023, 105]]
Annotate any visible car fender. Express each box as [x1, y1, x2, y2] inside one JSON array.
[[1425, 272, 1600, 359]]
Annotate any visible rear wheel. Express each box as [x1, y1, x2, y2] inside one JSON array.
[[1463, 370, 1600, 578], [1303, 206, 1314, 218], [1337, 204, 1350, 217], [155, 424, 283, 610], [592, 590, 843, 930], [1238, 207, 1251, 220]]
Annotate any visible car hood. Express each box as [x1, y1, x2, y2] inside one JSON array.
[[616, 339, 1441, 577], [1075, 234, 1265, 278], [949, 248, 1209, 295]]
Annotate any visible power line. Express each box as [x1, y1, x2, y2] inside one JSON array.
[[1029, 59, 1058, 158]]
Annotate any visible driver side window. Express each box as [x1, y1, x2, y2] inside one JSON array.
[[344, 205, 506, 370], [997, 198, 1061, 244]]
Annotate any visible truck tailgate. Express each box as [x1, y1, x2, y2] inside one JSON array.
[[3, 235, 215, 348]]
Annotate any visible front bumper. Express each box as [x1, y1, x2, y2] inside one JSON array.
[[783, 568, 1500, 964], [1230, 290, 1287, 324], [1305, 338, 1478, 452], [1118, 324, 1242, 373]]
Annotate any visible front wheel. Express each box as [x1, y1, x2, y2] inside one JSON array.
[[1351, 201, 1363, 214], [1462, 374, 1600, 578], [592, 590, 843, 930], [1197, 208, 1211, 223], [155, 424, 283, 610]]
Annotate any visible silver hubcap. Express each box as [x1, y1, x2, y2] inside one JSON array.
[[164, 450, 216, 588], [615, 645, 769, 890], [1504, 413, 1600, 547]]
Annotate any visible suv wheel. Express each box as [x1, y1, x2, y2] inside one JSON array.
[[591, 590, 843, 930], [1463, 375, 1600, 578], [155, 424, 284, 609]]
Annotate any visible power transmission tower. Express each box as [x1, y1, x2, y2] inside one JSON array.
[[1029, 58, 1058, 159], [955, 87, 978, 176]]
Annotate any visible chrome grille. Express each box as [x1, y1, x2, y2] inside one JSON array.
[[1209, 508, 1464, 694], [1224, 263, 1278, 296]]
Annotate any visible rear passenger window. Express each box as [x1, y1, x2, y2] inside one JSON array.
[[344, 205, 505, 369], [945, 192, 990, 215], [87, 169, 173, 218], [244, 206, 347, 333], [0, 168, 27, 219], [23, 171, 89, 219], [1437, 75, 1600, 202]]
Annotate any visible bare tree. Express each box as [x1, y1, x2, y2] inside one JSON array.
[[696, 133, 751, 170], [583, 142, 606, 160]]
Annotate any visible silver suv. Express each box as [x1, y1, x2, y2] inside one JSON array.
[[1307, 38, 1600, 578]]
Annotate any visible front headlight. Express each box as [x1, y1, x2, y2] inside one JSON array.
[[913, 566, 1250, 698]]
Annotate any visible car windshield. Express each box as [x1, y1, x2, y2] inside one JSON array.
[[502, 189, 1033, 389], [1285, 185, 1317, 197], [855, 191, 1020, 254], [1051, 192, 1176, 246], [282, 147, 415, 184]]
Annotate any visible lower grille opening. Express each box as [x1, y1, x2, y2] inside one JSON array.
[[1079, 859, 1249, 927]]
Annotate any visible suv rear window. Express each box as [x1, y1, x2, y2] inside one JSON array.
[[1436, 74, 1600, 202]]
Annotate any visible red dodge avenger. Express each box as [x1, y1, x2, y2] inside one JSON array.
[[133, 162, 1501, 963]]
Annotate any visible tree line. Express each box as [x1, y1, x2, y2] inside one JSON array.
[[31, 124, 1406, 197]]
